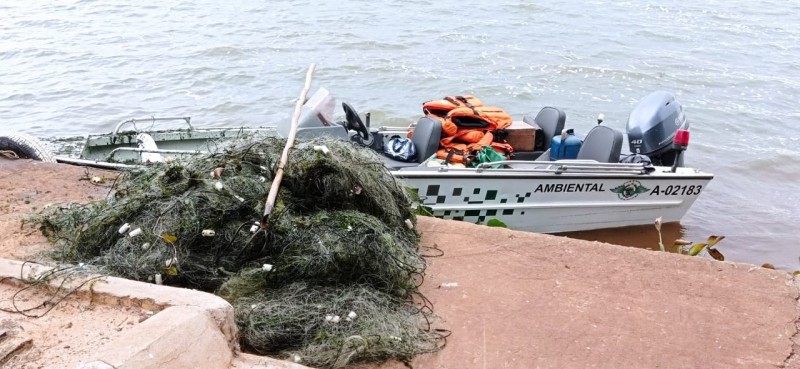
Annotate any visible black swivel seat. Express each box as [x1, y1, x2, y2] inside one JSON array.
[[382, 117, 442, 169], [576, 125, 624, 163], [521, 107, 566, 161]]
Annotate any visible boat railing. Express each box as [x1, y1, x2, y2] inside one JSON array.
[[113, 116, 193, 135], [468, 160, 652, 175], [55, 157, 140, 170], [378, 125, 413, 132], [107, 147, 203, 161]]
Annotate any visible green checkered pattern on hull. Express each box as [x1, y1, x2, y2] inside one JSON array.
[[418, 184, 534, 223]]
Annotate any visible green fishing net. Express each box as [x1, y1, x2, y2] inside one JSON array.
[[30, 137, 444, 368]]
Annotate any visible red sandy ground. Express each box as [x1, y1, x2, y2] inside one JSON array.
[[0, 159, 148, 369], [1, 158, 798, 369], [379, 218, 799, 369], [0, 160, 118, 261]]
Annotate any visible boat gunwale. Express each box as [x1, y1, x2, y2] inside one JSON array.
[[392, 170, 714, 180]]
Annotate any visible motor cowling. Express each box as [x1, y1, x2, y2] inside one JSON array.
[[625, 91, 689, 166]]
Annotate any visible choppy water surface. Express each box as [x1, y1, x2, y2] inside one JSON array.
[[2, 1, 798, 269]]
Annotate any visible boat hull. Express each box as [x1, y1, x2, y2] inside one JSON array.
[[44, 115, 713, 234], [393, 166, 712, 233]]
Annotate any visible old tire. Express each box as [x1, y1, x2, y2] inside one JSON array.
[[0, 132, 56, 162]]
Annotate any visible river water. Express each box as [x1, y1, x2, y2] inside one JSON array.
[[2, 1, 798, 269]]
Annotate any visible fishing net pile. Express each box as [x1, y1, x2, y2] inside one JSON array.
[[31, 137, 445, 368]]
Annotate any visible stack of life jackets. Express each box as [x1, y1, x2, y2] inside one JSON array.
[[421, 95, 514, 165]]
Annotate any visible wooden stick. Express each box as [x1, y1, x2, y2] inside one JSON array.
[[261, 63, 317, 225]]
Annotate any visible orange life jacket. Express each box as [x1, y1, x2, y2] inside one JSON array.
[[410, 95, 484, 138], [417, 95, 514, 165], [437, 127, 514, 165], [422, 95, 483, 119], [435, 141, 514, 165], [440, 106, 512, 137], [436, 142, 475, 165]]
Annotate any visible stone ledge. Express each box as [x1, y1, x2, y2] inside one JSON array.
[[76, 306, 232, 369], [0, 258, 238, 347]]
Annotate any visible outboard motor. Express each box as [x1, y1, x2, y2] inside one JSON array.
[[626, 91, 689, 167]]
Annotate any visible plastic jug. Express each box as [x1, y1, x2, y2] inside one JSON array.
[[550, 129, 582, 160]]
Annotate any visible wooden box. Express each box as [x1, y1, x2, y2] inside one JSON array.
[[505, 120, 540, 152]]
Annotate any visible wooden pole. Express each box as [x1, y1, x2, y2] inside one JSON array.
[[261, 63, 316, 225]]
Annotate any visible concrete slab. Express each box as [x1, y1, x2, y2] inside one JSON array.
[[0, 258, 238, 347], [0, 258, 299, 369], [76, 306, 231, 369], [376, 217, 800, 369]]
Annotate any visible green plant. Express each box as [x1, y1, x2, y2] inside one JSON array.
[[486, 219, 507, 228], [654, 217, 725, 260], [677, 235, 726, 260], [654, 219, 800, 274]]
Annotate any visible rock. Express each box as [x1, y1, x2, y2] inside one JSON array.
[[79, 306, 232, 369]]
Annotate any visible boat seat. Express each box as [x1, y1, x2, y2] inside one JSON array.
[[576, 125, 623, 163], [523, 107, 565, 151], [382, 117, 442, 169], [136, 133, 164, 163]]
